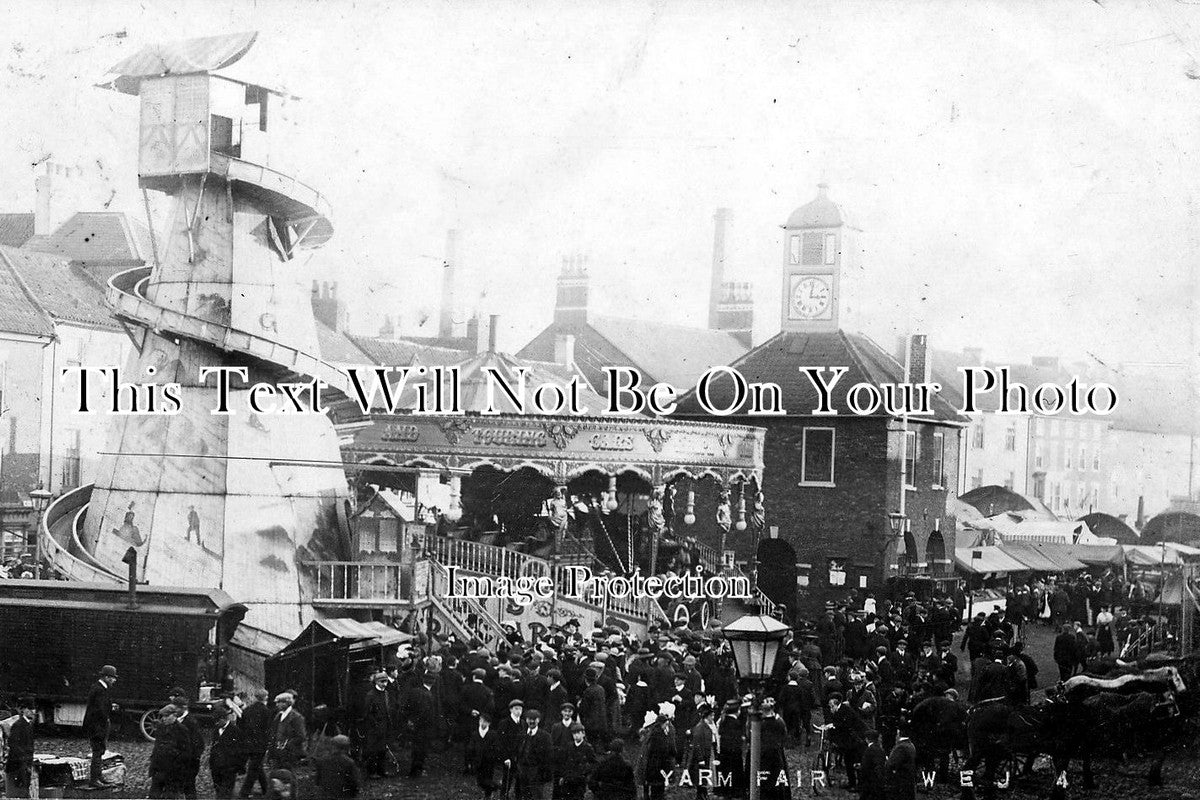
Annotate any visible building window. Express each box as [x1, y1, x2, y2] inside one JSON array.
[[1093, 451, 1100, 471], [800, 427, 835, 485], [827, 558, 846, 587], [1004, 471, 1014, 491], [1065, 447, 1073, 469], [1004, 425, 1016, 452], [1034, 445, 1043, 468], [932, 432, 945, 487], [802, 232, 824, 265], [1032, 474, 1045, 500], [971, 425, 984, 449], [971, 469, 983, 490], [789, 234, 801, 265], [823, 233, 837, 265], [61, 429, 81, 490], [1052, 483, 1061, 511], [904, 430, 918, 487], [1080, 447, 1087, 471]]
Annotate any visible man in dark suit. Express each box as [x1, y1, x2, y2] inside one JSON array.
[[515, 710, 553, 799], [4, 696, 36, 798], [461, 668, 496, 769], [209, 703, 243, 799], [858, 729, 886, 800], [465, 713, 502, 798], [359, 672, 394, 778], [268, 693, 307, 771], [313, 734, 361, 799], [238, 688, 272, 798], [170, 689, 205, 799], [400, 676, 437, 778], [82, 665, 118, 788], [884, 725, 917, 800]]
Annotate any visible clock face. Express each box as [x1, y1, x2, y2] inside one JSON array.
[[789, 275, 832, 320]]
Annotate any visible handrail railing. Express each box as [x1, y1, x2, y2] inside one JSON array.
[[424, 534, 551, 580], [106, 267, 351, 395], [40, 484, 123, 583], [428, 559, 508, 650], [309, 560, 427, 606]]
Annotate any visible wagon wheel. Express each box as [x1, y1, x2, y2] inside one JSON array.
[[139, 708, 161, 742]]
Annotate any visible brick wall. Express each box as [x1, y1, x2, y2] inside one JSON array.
[[701, 415, 961, 616]]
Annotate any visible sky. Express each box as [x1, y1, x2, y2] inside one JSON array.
[[2, 0, 1198, 373]]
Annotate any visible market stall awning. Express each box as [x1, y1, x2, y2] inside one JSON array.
[[271, 617, 412, 659], [1054, 543, 1125, 566], [1002, 541, 1088, 572], [1124, 544, 1186, 566], [954, 546, 1030, 575]]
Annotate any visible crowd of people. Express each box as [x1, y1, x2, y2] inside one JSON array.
[[0, 570, 1181, 799]]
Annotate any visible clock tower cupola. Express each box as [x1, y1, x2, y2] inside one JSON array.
[[781, 183, 851, 333]]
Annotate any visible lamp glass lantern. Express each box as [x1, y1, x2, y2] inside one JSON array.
[[888, 511, 905, 536], [723, 612, 790, 680]]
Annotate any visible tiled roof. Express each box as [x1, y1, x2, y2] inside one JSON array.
[[25, 212, 148, 264], [0, 247, 55, 336], [0, 246, 118, 331], [315, 320, 371, 366], [0, 214, 34, 247], [675, 329, 965, 422], [350, 335, 470, 366], [585, 315, 750, 390], [1103, 371, 1199, 436]]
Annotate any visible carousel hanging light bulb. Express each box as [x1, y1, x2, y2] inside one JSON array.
[[684, 487, 696, 525], [606, 476, 619, 511]]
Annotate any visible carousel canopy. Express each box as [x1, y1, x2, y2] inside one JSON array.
[[1141, 511, 1200, 546], [1078, 512, 1140, 545], [959, 485, 1042, 518]]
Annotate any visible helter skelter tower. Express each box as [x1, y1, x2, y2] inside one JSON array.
[[85, 33, 352, 648]]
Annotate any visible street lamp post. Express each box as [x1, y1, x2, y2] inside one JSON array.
[[722, 611, 790, 800], [29, 487, 53, 579]]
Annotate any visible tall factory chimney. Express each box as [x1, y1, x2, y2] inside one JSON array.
[[708, 208, 732, 329], [438, 229, 460, 339]]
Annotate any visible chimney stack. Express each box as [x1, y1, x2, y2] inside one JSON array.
[[489, 314, 499, 353], [473, 313, 492, 355], [553, 254, 590, 328], [554, 333, 576, 366], [439, 229, 460, 339], [709, 208, 732, 329], [908, 334, 930, 383], [715, 281, 754, 348], [34, 162, 93, 235], [310, 280, 347, 331]]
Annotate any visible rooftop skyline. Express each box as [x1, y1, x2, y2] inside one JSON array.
[[1, 0, 1197, 372]]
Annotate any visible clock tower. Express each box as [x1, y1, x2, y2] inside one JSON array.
[[780, 183, 849, 333]]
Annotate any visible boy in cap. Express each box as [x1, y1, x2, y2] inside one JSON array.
[[148, 704, 186, 798], [556, 723, 596, 800], [313, 734, 361, 798]]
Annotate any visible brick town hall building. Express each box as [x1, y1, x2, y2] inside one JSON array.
[[676, 186, 967, 615]]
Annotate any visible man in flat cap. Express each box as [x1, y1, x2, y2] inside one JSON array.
[[497, 698, 527, 794], [83, 665, 118, 788], [556, 722, 597, 800], [268, 693, 307, 772], [515, 709, 553, 799], [360, 671, 393, 778]]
